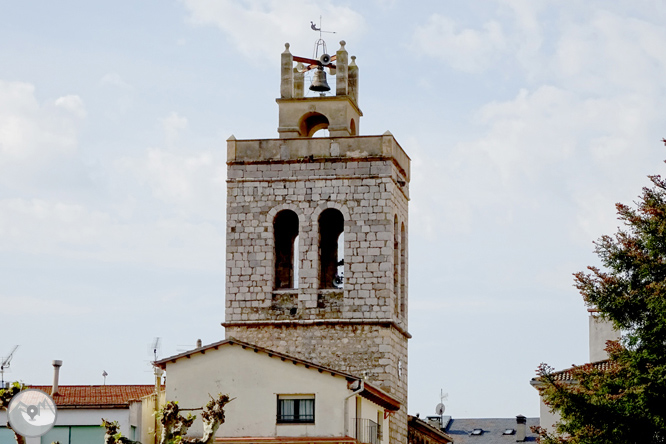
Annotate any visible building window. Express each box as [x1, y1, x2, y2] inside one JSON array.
[[277, 395, 315, 423], [394, 215, 399, 313], [400, 222, 406, 317], [318, 208, 344, 289], [274, 210, 299, 289]]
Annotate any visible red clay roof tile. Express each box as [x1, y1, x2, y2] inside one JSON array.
[[28, 385, 154, 408]]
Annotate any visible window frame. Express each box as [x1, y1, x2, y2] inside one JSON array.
[[276, 395, 315, 424]]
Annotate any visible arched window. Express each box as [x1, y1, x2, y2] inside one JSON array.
[[319, 208, 344, 289], [274, 210, 299, 289], [394, 215, 400, 313], [400, 222, 406, 317], [299, 112, 329, 137]]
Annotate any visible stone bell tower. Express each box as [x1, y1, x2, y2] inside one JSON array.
[[223, 41, 411, 443]]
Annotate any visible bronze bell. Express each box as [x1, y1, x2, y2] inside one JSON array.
[[309, 65, 330, 92]]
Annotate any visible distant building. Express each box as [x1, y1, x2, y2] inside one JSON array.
[[0, 384, 154, 444], [531, 310, 620, 432], [442, 416, 539, 443], [407, 415, 453, 444]]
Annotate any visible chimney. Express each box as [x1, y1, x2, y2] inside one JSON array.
[[196, 339, 202, 348], [52, 360, 63, 396], [516, 415, 526, 442], [589, 309, 621, 362]]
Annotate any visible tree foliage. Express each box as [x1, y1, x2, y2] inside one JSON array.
[[0, 382, 27, 444], [536, 148, 666, 443], [103, 393, 231, 444]]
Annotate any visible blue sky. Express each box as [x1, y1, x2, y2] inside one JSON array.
[[1, 0, 666, 419]]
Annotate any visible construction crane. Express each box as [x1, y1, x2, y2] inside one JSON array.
[[1, 345, 19, 387]]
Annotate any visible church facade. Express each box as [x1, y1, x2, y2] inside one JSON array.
[[222, 41, 411, 444]]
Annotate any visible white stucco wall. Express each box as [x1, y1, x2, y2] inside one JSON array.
[[358, 396, 389, 444], [538, 397, 560, 434], [589, 315, 621, 362], [164, 344, 382, 439]]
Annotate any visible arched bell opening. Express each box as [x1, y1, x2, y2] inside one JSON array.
[[299, 112, 329, 137], [350, 118, 356, 136]]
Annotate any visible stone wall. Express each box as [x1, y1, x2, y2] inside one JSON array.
[[225, 142, 409, 330], [224, 134, 410, 444]]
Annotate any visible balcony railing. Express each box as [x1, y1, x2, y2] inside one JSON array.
[[352, 418, 382, 444]]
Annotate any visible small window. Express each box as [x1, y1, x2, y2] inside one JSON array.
[[277, 395, 315, 424], [471, 429, 483, 436], [503, 429, 515, 435]]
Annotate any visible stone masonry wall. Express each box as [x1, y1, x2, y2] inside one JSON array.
[[225, 155, 408, 329], [224, 135, 410, 443]]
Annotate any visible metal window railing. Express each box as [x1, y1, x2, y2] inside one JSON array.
[[352, 418, 382, 444]]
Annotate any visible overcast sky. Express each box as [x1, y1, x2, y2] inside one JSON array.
[[1, 0, 665, 420]]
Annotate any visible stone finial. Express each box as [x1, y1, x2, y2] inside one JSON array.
[[281, 44, 294, 98], [227, 135, 237, 161], [336, 41, 349, 96], [348, 55, 359, 105]]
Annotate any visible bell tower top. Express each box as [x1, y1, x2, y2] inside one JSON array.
[[277, 41, 362, 138]]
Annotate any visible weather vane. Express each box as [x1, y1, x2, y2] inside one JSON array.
[[310, 16, 336, 59]]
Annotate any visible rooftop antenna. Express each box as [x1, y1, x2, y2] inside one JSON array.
[[151, 337, 161, 363], [435, 389, 448, 422], [1, 345, 18, 387], [102, 370, 108, 385]]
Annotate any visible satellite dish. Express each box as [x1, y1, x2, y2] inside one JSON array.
[[436, 403, 445, 415]]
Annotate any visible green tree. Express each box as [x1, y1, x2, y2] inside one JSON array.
[[536, 144, 666, 443]]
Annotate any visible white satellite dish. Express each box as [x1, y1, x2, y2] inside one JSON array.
[[435, 403, 445, 416]]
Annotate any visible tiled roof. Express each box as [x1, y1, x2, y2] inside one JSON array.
[[531, 360, 614, 383], [155, 337, 401, 411], [28, 385, 155, 408], [408, 415, 454, 443], [445, 418, 539, 443]]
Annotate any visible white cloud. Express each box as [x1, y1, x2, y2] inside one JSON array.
[[411, 14, 507, 73], [0, 80, 85, 171], [552, 10, 666, 95], [100, 72, 132, 89], [0, 197, 225, 269], [119, 147, 225, 207], [180, 0, 365, 61], [162, 112, 189, 146], [116, 114, 226, 219], [55, 95, 87, 119]]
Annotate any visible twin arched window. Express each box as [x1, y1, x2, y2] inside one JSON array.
[[273, 208, 344, 290]]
